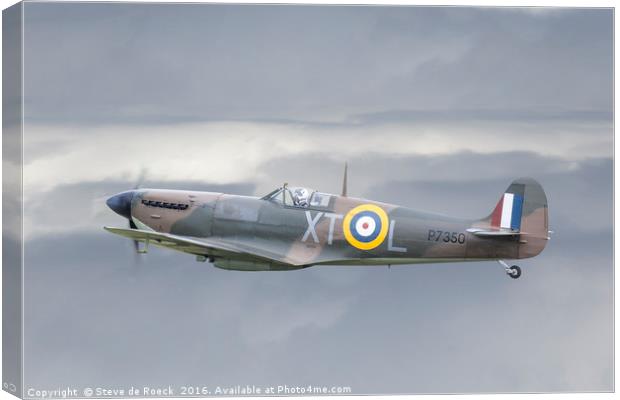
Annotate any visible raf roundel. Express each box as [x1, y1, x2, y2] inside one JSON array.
[[343, 204, 389, 250]]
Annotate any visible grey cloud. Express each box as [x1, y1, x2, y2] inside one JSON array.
[[23, 229, 612, 393], [384, 8, 613, 112], [350, 109, 613, 125], [22, 4, 612, 124]]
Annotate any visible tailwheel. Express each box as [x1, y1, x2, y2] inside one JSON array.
[[497, 260, 522, 279], [507, 265, 522, 279]]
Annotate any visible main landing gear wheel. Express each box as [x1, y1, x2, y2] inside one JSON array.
[[507, 265, 521, 279]]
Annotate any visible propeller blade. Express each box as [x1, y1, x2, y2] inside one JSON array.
[[130, 168, 146, 257]]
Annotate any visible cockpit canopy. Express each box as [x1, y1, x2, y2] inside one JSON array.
[[263, 186, 332, 208]]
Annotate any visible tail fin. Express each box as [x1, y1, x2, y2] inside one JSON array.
[[484, 177, 549, 258]]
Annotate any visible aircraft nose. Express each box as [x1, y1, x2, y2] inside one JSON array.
[[106, 190, 135, 219]]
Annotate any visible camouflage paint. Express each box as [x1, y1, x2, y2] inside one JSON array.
[[107, 177, 549, 271]]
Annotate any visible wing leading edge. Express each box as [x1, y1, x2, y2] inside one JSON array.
[[103, 227, 309, 267]]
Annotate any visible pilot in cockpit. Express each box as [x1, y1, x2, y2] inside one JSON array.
[[292, 187, 310, 207]]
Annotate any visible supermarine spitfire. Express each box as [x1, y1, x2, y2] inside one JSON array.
[[105, 166, 549, 279]]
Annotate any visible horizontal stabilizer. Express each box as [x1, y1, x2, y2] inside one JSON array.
[[466, 228, 521, 237]]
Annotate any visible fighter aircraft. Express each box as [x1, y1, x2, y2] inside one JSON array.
[[105, 166, 549, 279]]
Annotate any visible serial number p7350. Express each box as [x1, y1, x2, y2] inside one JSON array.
[[428, 230, 465, 244]]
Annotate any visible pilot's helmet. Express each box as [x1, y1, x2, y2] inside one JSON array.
[[293, 188, 309, 206]]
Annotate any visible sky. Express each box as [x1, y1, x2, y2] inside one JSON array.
[[12, 3, 613, 395]]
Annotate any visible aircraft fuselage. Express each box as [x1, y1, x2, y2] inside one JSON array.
[[107, 183, 547, 269]]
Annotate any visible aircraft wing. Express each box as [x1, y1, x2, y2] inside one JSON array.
[[103, 227, 306, 266]]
